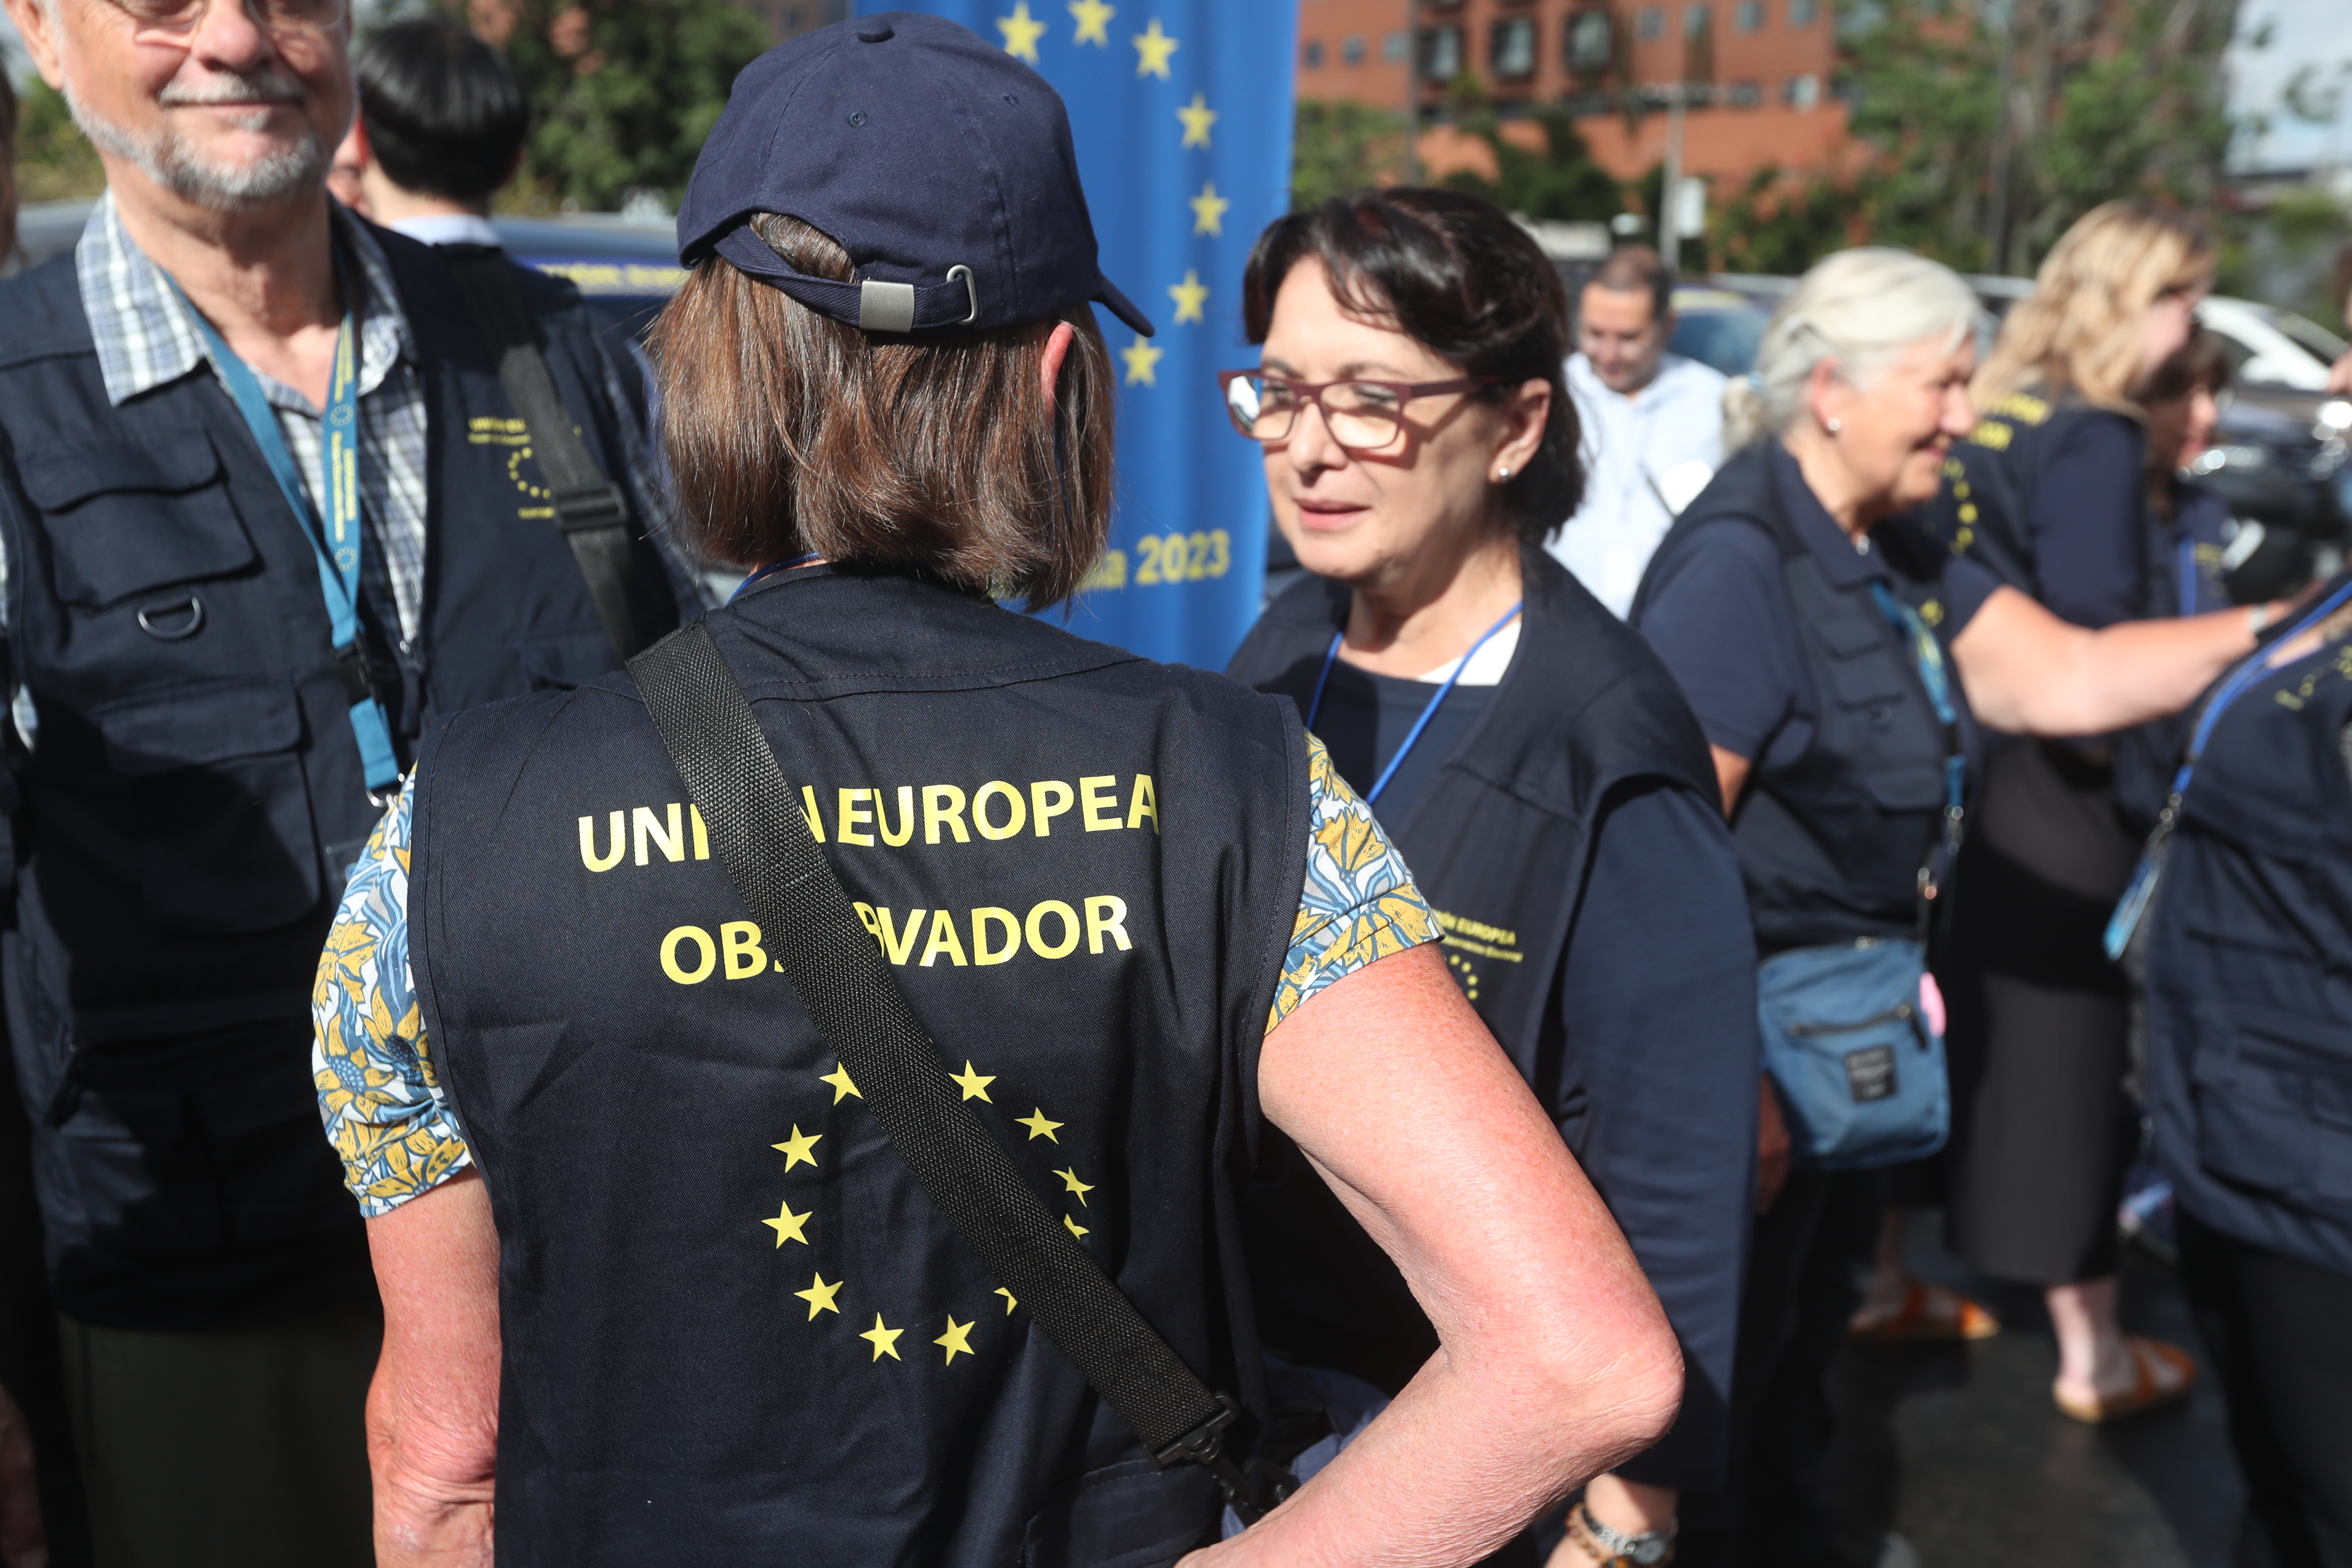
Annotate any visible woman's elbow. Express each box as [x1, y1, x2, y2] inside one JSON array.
[[1507, 1296, 1685, 1476]]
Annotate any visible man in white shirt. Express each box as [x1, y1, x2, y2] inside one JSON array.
[[1550, 246, 1727, 617], [327, 15, 521, 249]]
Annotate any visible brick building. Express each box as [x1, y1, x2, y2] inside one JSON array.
[[1294, 0, 1848, 188]]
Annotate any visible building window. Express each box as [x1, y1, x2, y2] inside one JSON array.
[[1421, 26, 1464, 81], [1302, 37, 1324, 68], [1733, 0, 1762, 31], [1342, 33, 1366, 64], [1566, 10, 1613, 74], [1788, 0, 1818, 23], [1383, 29, 1409, 61], [1684, 3, 1711, 37], [1637, 5, 1665, 40], [1785, 71, 1820, 107], [1491, 17, 1537, 79], [1727, 78, 1761, 106]]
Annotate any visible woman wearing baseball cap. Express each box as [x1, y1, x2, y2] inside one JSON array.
[[324, 15, 1678, 1566]]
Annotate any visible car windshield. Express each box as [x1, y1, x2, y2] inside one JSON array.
[[1669, 308, 1768, 377], [2256, 304, 2350, 368]]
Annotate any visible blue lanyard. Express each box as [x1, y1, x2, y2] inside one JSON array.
[[1304, 601, 1522, 806], [175, 266, 401, 797], [1867, 582, 1966, 818]]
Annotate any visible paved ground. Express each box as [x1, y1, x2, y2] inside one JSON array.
[[1827, 1213, 2246, 1568]]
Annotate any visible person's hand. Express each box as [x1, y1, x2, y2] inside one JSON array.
[[0, 1380, 47, 1568], [1756, 1074, 1791, 1214], [2326, 343, 2352, 398]]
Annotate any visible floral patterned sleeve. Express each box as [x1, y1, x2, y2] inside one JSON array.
[[312, 778, 472, 1218], [1267, 732, 1443, 1030]]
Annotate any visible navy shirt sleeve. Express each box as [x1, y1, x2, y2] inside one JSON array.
[[2029, 413, 2146, 629], [1934, 554, 2004, 641], [1635, 522, 1806, 766], [1552, 782, 1760, 1491]]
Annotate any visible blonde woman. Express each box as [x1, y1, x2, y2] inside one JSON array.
[[1924, 201, 2234, 1425]]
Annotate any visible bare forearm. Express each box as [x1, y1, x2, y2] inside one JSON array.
[[1955, 591, 2258, 736]]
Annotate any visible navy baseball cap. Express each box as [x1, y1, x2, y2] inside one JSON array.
[[677, 11, 1153, 337]]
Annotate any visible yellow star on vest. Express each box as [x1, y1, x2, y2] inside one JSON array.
[[763, 1200, 812, 1247], [1055, 1167, 1095, 1207], [772, 1124, 821, 1170], [950, 1060, 996, 1102], [935, 1314, 977, 1364], [997, 1, 1047, 61], [794, 1271, 843, 1319], [996, 1287, 1019, 1314], [1121, 337, 1164, 386], [820, 1062, 861, 1104], [1017, 1108, 1063, 1142], [1064, 1213, 1090, 1240], [1131, 18, 1179, 77], [859, 1313, 904, 1362], [1188, 181, 1230, 237], [1167, 270, 1208, 325], [1176, 92, 1216, 148], [1068, 0, 1114, 46]]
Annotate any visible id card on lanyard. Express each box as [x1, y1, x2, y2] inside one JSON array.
[[171, 259, 403, 800]]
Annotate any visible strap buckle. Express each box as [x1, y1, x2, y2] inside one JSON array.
[[551, 482, 630, 532], [1151, 1393, 1285, 1526], [333, 640, 377, 706]]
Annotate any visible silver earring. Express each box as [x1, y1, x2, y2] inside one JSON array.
[[1826, 417, 1843, 434]]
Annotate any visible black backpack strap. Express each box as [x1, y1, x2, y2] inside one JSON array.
[[444, 249, 647, 661], [627, 621, 1272, 1521]]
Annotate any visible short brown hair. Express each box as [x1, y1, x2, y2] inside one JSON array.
[[649, 212, 1116, 608], [1241, 188, 1583, 545], [1589, 243, 1673, 323]]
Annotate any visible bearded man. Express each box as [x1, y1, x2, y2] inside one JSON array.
[[0, 1, 697, 1561]]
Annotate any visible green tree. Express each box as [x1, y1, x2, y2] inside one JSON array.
[[15, 78, 107, 205], [1290, 100, 1410, 210], [1710, 164, 1862, 275], [1442, 105, 1622, 225], [1838, 0, 2002, 271]]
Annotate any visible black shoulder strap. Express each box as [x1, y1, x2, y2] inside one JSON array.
[[444, 249, 647, 661], [627, 621, 1271, 1519]]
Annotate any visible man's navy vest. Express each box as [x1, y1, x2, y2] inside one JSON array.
[[0, 225, 684, 1323], [1634, 445, 1958, 952], [2144, 599, 2352, 1276], [412, 568, 1307, 1567], [1225, 547, 1721, 1390]]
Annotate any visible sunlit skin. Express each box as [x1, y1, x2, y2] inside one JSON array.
[[1577, 282, 1673, 398], [1256, 257, 1551, 679], [2141, 278, 2211, 382]]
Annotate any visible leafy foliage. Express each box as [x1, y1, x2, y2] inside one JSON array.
[[15, 78, 107, 205], [1441, 105, 1622, 225], [1290, 99, 1412, 210]]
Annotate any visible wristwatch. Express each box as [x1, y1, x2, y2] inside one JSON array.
[[1571, 1501, 1678, 1567]]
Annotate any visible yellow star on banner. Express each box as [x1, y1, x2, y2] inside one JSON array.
[[997, 1, 1046, 61], [859, 1313, 904, 1362], [1131, 18, 1179, 77], [1055, 1167, 1095, 1206], [1177, 92, 1216, 148], [996, 1287, 1019, 1314], [794, 1271, 843, 1319], [820, 1062, 861, 1104], [772, 1125, 822, 1170], [1068, 0, 1114, 46], [1167, 270, 1208, 325], [1189, 181, 1230, 237], [1017, 1108, 1063, 1142], [950, 1060, 995, 1102], [1064, 1213, 1090, 1240], [935, 1315, 977, 1364], [763, 1200, 812, 1247], [1121, 337, 1164, 386]]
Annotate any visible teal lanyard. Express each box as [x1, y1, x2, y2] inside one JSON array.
[[173, 266, 401, 798], [1304, 602, 1522, 806], [1868, 582, 1968, 915]]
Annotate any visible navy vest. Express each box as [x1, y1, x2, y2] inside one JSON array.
[[2144, 597, 2352, 1274], [0, 227, 684, 1324], [412, 568, 1306, 1567], [1635, 446, 1957, 952], [1225, 546, 1720, 1389]]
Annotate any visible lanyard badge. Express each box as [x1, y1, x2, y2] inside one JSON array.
[[172, 262, 403, 802], [1305, 601, 1523, 807]]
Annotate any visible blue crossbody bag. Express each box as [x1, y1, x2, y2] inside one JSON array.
[[1756, 583, 1962, 1171]]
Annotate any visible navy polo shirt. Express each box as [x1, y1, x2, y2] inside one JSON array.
[[1638, 444, 2003, 771], [2024, 412, 2146, 628]]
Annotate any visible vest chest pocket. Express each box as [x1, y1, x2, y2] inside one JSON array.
[[22, 433, 257, 612], [1806, 618, 1910, 712], [2190, 1005, 2352, 1209]]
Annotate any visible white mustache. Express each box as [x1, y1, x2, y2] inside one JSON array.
[[156, 74, 304, 107]]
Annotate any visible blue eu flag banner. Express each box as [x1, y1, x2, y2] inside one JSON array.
[[858, 0, 1298, 669]]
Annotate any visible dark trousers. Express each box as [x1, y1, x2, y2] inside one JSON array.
[[2178, 1208, 2352, 1568], [1678, 1170, 1883, 1568]]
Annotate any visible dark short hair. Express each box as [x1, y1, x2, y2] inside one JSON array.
[[1588, 243, 1673, 324], [355, 18, 528, 205], [1241, 188, 1583, 543], [2138, 325, 2233, 406], [650, 214, 1117, 609]]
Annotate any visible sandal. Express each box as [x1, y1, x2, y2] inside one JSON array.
[[2053, 1335, 2197, 1423], [1847, 1278, 2001, 1343]]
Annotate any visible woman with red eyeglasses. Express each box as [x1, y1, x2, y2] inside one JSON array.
[[1222, 187, 1762, 1568]]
